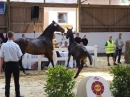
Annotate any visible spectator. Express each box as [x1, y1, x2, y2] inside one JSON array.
[[0, 44, 2, 49], [52, 34, 61, 48], [22, 34, 25, 38], [81, 35, 88, 46], [62, 41, 68, 48], [79, 42, 83, 46], [114, 33, 124, 64], [0, 38, 3, 44], [74, 33, 81, 44], [52, 34, 61, 57], [105, 35, 117, 66]]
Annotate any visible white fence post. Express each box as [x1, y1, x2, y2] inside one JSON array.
[[53, 50, 57, 66], [38, 55, 41, 70], [94, 45, 98, 67]]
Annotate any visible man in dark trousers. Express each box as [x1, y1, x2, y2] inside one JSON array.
[[74, 33, 81, 44], [81, 35, 88, 46], [0, 31, 24, 97], [105, 35, 117, 66], [114, 33, 124, 64]]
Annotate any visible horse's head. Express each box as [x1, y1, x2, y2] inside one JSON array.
[[52, 21, 65, 33], [66, 27, 73, 39]]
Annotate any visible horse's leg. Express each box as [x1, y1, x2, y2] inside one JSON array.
[[74, 60, 83, 79], [67, 53, 71, 68], [46, 53, 54, 68], [48, 57, 54, 68], [73, 58, 75, 68], [19, 57, 28, 75]]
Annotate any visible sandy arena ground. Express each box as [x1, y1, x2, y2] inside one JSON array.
[[0, 56, 129, 97]]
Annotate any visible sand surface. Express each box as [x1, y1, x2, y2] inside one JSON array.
[[0, 56, 129, 97]]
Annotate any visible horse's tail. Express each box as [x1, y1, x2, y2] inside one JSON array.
[[85, 50, 93, 65]]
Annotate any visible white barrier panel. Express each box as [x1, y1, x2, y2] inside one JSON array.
[[22, 45, 98, 70], [77, 76, 111, 97], [3, 32, 129, 53]]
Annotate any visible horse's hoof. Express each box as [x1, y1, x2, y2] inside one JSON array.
[[44, 66, 48, 70], [74, 76, 77, 79], [84, 65, 88, 68], [66, 67, 69, 70], [24, 72, 29, 75]]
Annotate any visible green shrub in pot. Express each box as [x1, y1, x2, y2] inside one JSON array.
[[110, 65, 130, 97], [44, 65, 76, 97]]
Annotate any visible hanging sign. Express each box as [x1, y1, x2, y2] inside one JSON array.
[[0, 2, 6, 15]]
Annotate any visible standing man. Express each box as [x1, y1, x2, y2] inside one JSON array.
[[52, 34, 61, 48], [105, 35, 117, 66], [0, 31, 24, 97], [0, 38, 3, 44], [114, 33, 124, 64], [22, 34, 25, 38], [81, 35, 88, 46], [74, 33, 81, 44], [52, 34, 61, 57]]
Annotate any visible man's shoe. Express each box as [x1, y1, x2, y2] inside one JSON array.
[[114, 63, 117, 65], [108, 63, 111, 66], [118, 62, 121, 64]]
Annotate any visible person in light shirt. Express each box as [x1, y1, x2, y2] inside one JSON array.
[[114, 33, 124, 64], [0, 31, 24, 97], [52, 34, 61, 48], [52, 34, 61, 57], [61, 41, 68, 48]]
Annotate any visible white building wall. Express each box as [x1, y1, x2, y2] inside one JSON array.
[[5, 32, 130, 53], [49, 11, 76, 32]]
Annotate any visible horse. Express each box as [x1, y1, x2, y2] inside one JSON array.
[[0, 33, 8, 43], [14, 21, 65, 74], [66, 28, 93, 78]]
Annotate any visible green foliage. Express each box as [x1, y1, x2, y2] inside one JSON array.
[[110, 65, 130, 97], [44, 65, 76, 97], [128, 49, 130, 61]]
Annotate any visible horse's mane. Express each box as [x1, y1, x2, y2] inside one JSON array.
[[39, 23, 53, 37], [68, 29, 75, 41]]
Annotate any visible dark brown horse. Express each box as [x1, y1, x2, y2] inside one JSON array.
[[66, 28, 93, 78], [14, 21, 65, 74]]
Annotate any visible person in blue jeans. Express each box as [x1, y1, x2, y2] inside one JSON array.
[[114, 33, 124, 64]]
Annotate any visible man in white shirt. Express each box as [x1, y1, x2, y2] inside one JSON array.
[[0, 31, 24, 97], [114, 33, 124, 64]]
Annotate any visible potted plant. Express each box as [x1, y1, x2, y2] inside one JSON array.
[[44, 65, 76, 97], [110, 65, 130, 97]]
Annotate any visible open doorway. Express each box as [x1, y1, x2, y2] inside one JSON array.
[[44, 7, 77, 32]]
